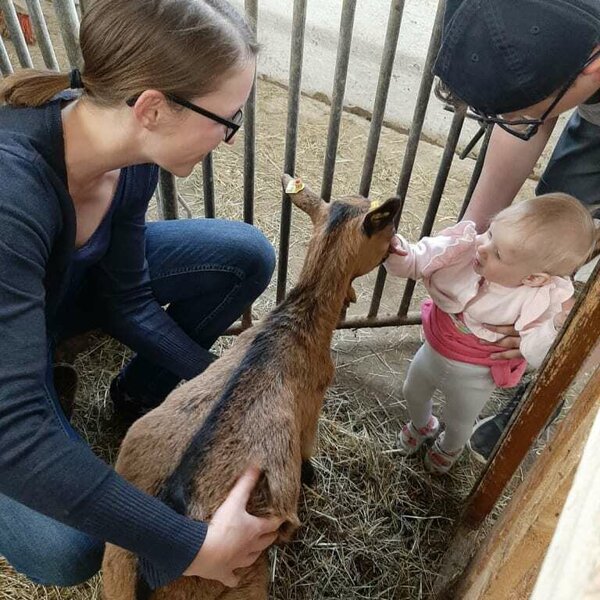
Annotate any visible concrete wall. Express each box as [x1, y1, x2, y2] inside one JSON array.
[[230, 0, 566, 166]]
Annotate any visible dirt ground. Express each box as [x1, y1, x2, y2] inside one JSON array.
[[1, 4, 589, 600]]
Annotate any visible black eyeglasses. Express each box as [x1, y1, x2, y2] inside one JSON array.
[[465, 49, 600, 141], [126, 93, 243, 142]]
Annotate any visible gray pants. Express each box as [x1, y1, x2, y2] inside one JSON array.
[[402, 341, 496, 453]]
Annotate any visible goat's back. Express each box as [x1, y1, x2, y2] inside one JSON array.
[[103, 315, 331, 599]]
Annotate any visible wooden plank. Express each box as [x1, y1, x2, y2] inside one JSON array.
[[438, 366, 600, 600], [530, 392, 600, 599], [462, 261, 600, 527]]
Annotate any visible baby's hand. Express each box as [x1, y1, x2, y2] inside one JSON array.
[[389, 235, 408, 256]]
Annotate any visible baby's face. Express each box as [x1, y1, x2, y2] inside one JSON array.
[[474, 221, 540, 287]]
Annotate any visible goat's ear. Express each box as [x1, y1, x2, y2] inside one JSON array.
[[282, 174, 324, 223], [362, 196, 401, 237]]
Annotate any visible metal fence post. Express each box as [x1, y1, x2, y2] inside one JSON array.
[[358, 0, 406, 198], [276, 0, 308, 302], [368, 0, 445, 319], [52, 0, 83, 68], [320, 0, 357, 202], [157, 169, 179, 220], [0, 0, 33, 67], [25, 0, 59, 70], [0, 34, 13, 75]]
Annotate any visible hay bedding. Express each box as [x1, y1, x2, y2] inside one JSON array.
[[0, 18, 541, 599]]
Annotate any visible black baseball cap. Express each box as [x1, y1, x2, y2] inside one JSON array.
[[433, 0, 600, 114]]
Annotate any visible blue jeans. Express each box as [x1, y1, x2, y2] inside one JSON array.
[[537, 109, 600, 212], [0, 218, 275, 586]]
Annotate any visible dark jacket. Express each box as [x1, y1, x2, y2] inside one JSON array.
[[0, 96, 212, 586]]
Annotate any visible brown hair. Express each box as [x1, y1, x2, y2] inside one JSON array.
[[0, 0, 258, 108], [492, 192, 597, 275]]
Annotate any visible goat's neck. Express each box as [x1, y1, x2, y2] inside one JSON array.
[[284, 249, 353, 342]]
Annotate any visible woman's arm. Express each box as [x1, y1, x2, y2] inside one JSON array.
[[0, 160, 281, 587], [93, 165, 215, 381]]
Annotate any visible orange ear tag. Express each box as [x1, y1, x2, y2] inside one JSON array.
[[285, 178, 305, 194]]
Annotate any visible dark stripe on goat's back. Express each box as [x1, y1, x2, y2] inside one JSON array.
[[327, 201, 364, 234], [156, 314, 289, 517], [134, 306, 299, 596]]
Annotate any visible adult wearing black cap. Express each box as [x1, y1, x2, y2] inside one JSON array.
[[433, 0, 600, 461]]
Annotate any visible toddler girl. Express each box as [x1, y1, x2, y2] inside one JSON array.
[[385, 193, 597, 473]]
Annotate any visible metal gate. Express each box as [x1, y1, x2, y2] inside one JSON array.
[[3, 0, 600, 547], [0, 0, 490, 330]]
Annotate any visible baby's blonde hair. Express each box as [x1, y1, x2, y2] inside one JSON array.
[[492, 193, 597, 276]]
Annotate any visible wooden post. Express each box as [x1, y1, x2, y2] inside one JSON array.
[[439, 366, 600, 599], [530, 392, 600, 599], [463, 262, 600, 527]]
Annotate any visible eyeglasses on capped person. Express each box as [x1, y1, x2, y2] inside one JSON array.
[[434, 48, 600, 142]]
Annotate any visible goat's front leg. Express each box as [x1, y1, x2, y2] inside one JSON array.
[[299, 399, 323, 487]]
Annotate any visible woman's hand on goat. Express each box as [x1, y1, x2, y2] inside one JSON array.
[[183, 466, 283, 587]]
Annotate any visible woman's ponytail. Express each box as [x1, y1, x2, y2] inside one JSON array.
[[0, 69, 73, 107]]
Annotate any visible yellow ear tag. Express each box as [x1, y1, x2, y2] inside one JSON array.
[[368, 199, 382, 213], [368, 199, 392, 222], [285, 178, 305, 194]]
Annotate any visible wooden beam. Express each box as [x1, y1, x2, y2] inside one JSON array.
[[530, 384, 600, 599], [462, 261, 600, 527], [439, 365, 600, 599]]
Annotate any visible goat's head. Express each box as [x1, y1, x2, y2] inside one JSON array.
[[282, 174, 401, 283]]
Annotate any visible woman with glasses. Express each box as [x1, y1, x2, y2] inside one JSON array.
[[432, 0, 600, 462], [0, 0, 282, 590]]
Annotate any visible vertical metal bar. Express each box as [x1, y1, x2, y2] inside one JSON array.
[[0, 0, 33, 67], [276, 0, 308, 302], [202, 154, 216, 219], [78, 0, 88, 16], [462, 262, 600, 527], [157, 169, 179, 220], [0, 35, 13, 75], [320, 0, 357, 202], [52, 0, 83, 68], [358, 0, 405, 197], [243, 0, 258, 226], [457, 124, 492, 221], [241, 0, 258, 330], [367, 0, 445, 318], [24, 0, 59, 70], [398, 108, 466, 316]]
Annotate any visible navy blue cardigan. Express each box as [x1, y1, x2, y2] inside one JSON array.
[[0, 96, 214, 586]]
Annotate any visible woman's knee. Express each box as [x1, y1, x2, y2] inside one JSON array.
[[234, 223, 276, 295], [7, 531, 103, 587]]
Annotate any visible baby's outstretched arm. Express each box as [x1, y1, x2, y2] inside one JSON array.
[[384, 234, 443, 280]]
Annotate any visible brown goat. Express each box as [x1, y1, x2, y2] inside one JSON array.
[[102, 174, 400, 600]]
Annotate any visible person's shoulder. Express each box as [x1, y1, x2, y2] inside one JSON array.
[[0, 139, 56, 193], [0, 140, 63, 235], [0, 95, 67, 177], [0, 99, 54, 139]]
